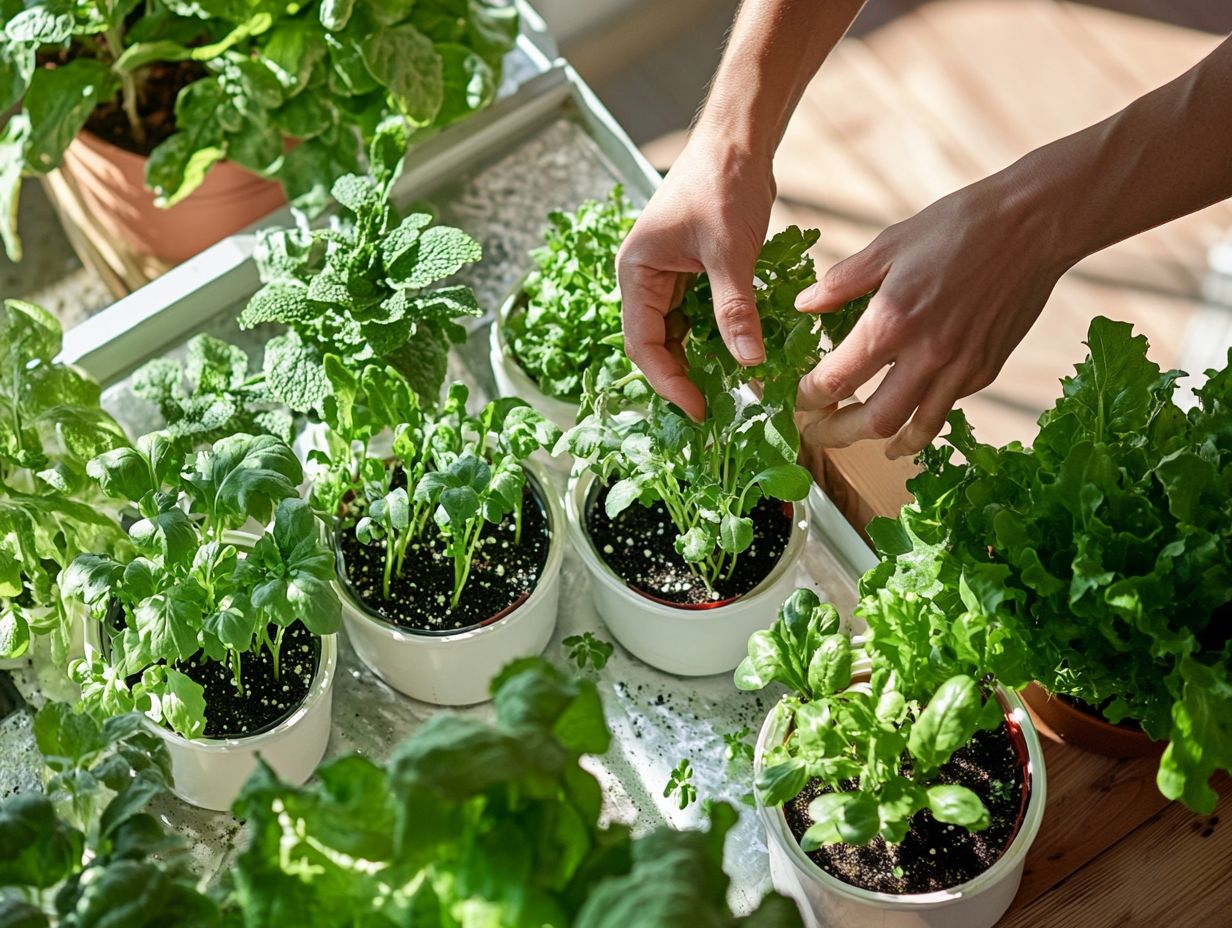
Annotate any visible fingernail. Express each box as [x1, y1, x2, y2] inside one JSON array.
[[735, 337, 764, 365], [794, 285, 817, 310]]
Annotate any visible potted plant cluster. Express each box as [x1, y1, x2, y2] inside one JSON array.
[[559, 227, 875, 676], [491, 185, 639, 431], [0, 299, 128, 669], [63, 430, 342, 811], [891, 316, 1232, 812], [738, 577, 1046, 928], [0, 0, 517, 263], [320, 369, 564, 705]]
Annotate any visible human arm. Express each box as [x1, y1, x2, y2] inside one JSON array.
[[796, 33, 1232, 458], [619, 0, 868, 419]]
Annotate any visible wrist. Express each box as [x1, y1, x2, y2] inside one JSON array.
[[691, 97, 781, 170], [992, 152, 1091, 276]]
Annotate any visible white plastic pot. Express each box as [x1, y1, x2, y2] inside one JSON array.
[[82, 531, 337, 813], [489, 286, 580, 434], [566, 470, 810, 676], [335, 461, 563, 706], [754, 668, 1048, 928]]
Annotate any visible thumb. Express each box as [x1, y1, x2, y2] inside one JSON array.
[[795, 244, 887, 314], [707, 260, 764, 366]]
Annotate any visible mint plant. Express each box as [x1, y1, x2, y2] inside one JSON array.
[[63, 431, 341, 739], [0, 300, 128, 663], [664, 759, 698, 810], [563, 631, 615, 672], [885, 316, 1232, 813], [737, 589, 1006, 847], [506, 186, 639, 401], [341, 382, 560, 609], [238, 120, 483, 414], [132, 334, 293, 445]]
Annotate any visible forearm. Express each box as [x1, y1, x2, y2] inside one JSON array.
[[1013, 34, 1232, 268], [694, 0, 868, 162]]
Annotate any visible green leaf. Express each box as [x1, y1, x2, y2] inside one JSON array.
[[0, 794, 84, 888], [719, 512, 754, 554], [907, 675, 984, 776], [927, 784, 990, 830], [806, 634, 853, 696], [361, 24, 444, 126], [182, 432, 302, 529], [150, 666, 207, 739], [0, 112, 30, 261], [263, 331, 331, 414], [802, 792, 879, 847], [23, 59, 118, 174], [751, 463, 812, 502], [5, 1, 73, 44]]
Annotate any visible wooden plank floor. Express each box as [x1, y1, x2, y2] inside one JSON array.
[[581, 2, 1232, 924]]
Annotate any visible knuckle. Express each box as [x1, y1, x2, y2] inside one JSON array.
[[868, 409, 905, 441], [815, 369, 852, 402]]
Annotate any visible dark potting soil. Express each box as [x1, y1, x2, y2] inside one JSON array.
[[338, 483, 550, 633], [585, 484, 791, 605], [784, 724, 1026, 895], [179, 621, 320, 739], [1056, 692, 1148, 733]]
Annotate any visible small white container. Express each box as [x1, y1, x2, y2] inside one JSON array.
[[81, 532, 337, 813], [335, 461, 563, 706], [566, 470, 809, 676], [754, 670, 1048, 928], [488, 286, 580, 434]]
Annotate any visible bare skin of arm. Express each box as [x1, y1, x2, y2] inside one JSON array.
[[619, 1, 1232, 454]]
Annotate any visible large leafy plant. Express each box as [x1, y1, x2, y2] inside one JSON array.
[[0, 299, 127, 663], [238, 120, 483, 414], [224, 657, 803, 927], [0, 701, 220, 926], [63, 431, 341, 739], [0, 0, 517, 260], [737, 588, 1006, 848], [563, 227, 867, 591], [892, 316, 1232, 813], [334, 380, 559, 609], [505, 186, 638, 401]]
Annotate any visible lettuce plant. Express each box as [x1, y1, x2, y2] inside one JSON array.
[[238, 120, 482, 414], [563, 227, 867, 591], [63, 431, 341, 739], [890, 317, 1232, 813], [0, 299, 128, 663], [0, 0, 517, 260], [506, 186, 638, 401], [335, 381, 559, 608], [737, 589, 1006, 847]]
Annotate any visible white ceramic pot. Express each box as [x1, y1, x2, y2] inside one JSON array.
[[754, 671, 1048, 928], [566, 470, 810, 676], [81, 531, 337, 812], [335, 460, 563, 706], [489, 286, 580, 434]]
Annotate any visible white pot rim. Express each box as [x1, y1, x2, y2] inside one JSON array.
[[81, 530, 339, 753], [754, 661, 1048, 909], [333, 459, 565, 643], [566, 469, 809, 620]]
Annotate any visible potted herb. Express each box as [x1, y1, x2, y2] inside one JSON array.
[[237, 119, 483, 416], [900, 317, 1232, 811], [225, 657, 804, 927], [324, 373, 564, 706], [738, 586, 1046, 928], [560, 227, 867, 676], [0, 300, 127, 669], [64, 431, 342, 811], [1, 0, 517, 264], [490, 186, 639, 431]]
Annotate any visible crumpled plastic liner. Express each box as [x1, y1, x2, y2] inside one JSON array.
[[0, 108, 862, 914]]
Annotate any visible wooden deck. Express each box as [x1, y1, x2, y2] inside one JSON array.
[[578, 2, 1232, 925]]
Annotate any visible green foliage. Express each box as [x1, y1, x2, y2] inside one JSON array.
[[224, 657, 801, 927], [131, 334, 293, 446], [564, 227, 850, 591], [0, 299, 127, 662], [0, 701, 220, 926], [736, 588, 1003, 847], [663, 759, 697, 810], [883, 316, 1232, 813], [506, 187, 639, 402], [563, 631, 615, 673], [332, 380, 559, 609], [239, 122, 483, 414], [0, 0, 517, 258], [63, 431, 340, 739]]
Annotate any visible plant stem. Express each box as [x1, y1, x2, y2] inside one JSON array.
[[103, 27, 146, 147], [271, 624, 285, 680], [230, 648, 244, 697], [382, 529, 395, 599]]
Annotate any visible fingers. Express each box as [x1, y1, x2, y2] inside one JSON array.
[[796, 307, 892, 412], [885, 365, 989, 459], [796, 241, 888, 314], [620, 260, 705, 419], [804, 362, 934, 449], [707, 260, 764, 366]]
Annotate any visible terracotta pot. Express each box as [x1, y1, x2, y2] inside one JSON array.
[[1021, 682, 1165, 758], [58, 130, 286, 265]]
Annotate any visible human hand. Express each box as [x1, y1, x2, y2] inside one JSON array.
[[618, 132, 776, 420], [795, 172, 1070, 459]]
